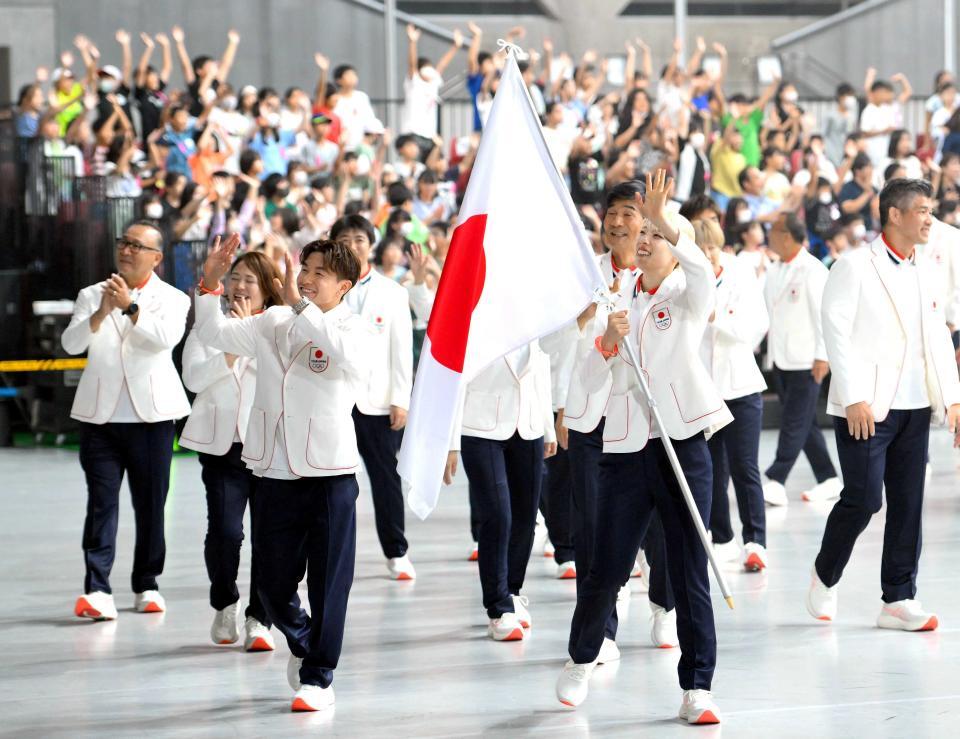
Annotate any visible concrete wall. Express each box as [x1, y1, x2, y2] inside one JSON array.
[[772, 0, 958, 97]]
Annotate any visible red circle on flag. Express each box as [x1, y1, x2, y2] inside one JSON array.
[[426, 214, 488, 373], [315, 350, 323, 358]]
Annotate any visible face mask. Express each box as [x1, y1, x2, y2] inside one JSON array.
[[292, 171, 309, 187], [99, 79, 116, 94], [144, 203, 163, 220], [852, 224, 867, 240], [689, 132, 705, 149], [737, 209, 752, 224], [844, 96, 858, 112], [202, 87, 217, 104], [275, 186, 290, 200], [355, 154, 371, 176], [220, 95, 238, 111], [819, 191, 833, 205], [266, 112, 281, 128], [783, 91, 799, 103]]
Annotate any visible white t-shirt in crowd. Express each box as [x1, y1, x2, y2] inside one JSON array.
[[333, 90, 378, 151], [860, 102, 902, 166], [542, 125, 576, 175], [208, 107, 254, 174], [401, 71, 442, 139], [279, 106, 305, 134]]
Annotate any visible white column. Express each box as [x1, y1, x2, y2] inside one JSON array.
[[946, 0, 957, 74], [384, 0, 398, 132], [675, 0, 688, 66]]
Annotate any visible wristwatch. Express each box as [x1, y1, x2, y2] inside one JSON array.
[[122, 302, 139, 317], [292, 297, 311, 315]]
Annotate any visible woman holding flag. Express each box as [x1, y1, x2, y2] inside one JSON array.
[[556, 170, 730, 725]]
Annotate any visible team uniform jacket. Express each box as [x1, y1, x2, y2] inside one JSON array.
[[179, 322, 257, 455], [580, 235, 733, 453], [822, 236, 960, 424], [194, 292, 372, 478], [450, 342, 556, 451], [700, 251, 769, 400], [563, 252, 638, 434], [344, 268, 413, 415], [61, 274, 191, 424], [763, 249, 829, 371]]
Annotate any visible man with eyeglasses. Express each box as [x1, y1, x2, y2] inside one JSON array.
[[62, 221, 191, 621]]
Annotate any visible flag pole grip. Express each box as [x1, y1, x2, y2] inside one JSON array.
[[619, 336, 735, 610]]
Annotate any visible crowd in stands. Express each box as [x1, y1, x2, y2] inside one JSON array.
[[12, 23, 960, 293]]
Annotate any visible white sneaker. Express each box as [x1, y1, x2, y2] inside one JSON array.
[[291, 683, 335, 712], [556, 561, 577, 579], [877, 599, 939, 632], [742, 542, 768, 572], [244, 617, 276, 652], [543, 539, 556, 558], [133, 590, 165, 613], [713, 539, 741, 562], [631, 552, 651, 593], [74, 592, 118, 621], [762, 478, 789, 507], [925, 462, 932, 483], [650, 604, 679, 648], [387, 555, 416, 581], [617, 582, 631, 602], [597, 637, 621, 664], [468, 544, 479, 562], [802, 476, 843, 503], [556, 660, 595, 707], [533, 512, 548, 555], [678, 689, 722, 724], [512, 595, 532, 629], [488, 610, 525, 641], [287, 654, 303, 690], [210, 602, 242, 645], [805, 567, 838, 621]]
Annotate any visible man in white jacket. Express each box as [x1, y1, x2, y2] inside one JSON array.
[[761, 212, 841, 506], [808, 178, 960, 630], [62, 221, 191, 621]]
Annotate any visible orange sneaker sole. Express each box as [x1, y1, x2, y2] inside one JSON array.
[[499, 628, 524, 641], [558, 567, 577, 580], [918, 615, 939, 631], [694, 710, 720, 724], [291, 697, 316, 712], [247, 637, 275, 652], [744, 554, 766, 572], [141, 602, 164, 613], [394, 572, 414, 581], [468, 550, 479, 562]]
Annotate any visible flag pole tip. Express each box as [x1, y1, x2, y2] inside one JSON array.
[[725, 596, 735, 610]]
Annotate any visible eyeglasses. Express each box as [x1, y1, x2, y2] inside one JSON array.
[[116, 237, 161, 254]]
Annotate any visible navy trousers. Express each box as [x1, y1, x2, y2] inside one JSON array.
[[254, 474, 359, 689], [542, 414, 575, 564], [568, 434, 716, 691], [352, 408, 408, 559], [198, 443, 269, 624], [709, 392, 767, 546], [766, 367, 836, 485], [459, 432, 543, 619], [79, 421, 174, 595], [815, 409, 930, 603]]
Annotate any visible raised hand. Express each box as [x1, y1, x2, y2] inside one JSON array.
[[467, 21, 482, 36], [274, 252, 302, 307], [202, 233, 241, 290], [673, 36, 683, 53], [453, 28, 464, 48], [542, 38, 553, 54], [712, 41, 727, 56], [35, 66, 50, 83], [406, 24, 421, 43], [315, 52, 329, 71], [408, 242, 431, 285], [695, 36, 706, 53], [227, 29, 240, 44], [155, 32, 169, 46], [639, 169, 674, 224], [140, 32, 154, 49], [115, 29, 131, 46], [60, 50, 75, 68], [171, 26, 185, 44]]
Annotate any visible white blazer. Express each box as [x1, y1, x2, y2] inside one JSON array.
[[344, 269, 413, 415], [407, 281, 435, 325], [179, 324, 257, 456], [581, 235, 733, 453], [700, 251, 769, 400], [451, 342, 556, 451], [540, 322, 579, 413], [563, 251, 637, 434], [61, 274, 191, 424], [194, 292, 372, 478], [822, 237, 960, 424], [763, 249, 829, 371], [918, 218, 960, 328]]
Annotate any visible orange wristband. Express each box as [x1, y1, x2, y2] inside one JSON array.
[[198, 278, 224, 296], [595, 335, 618, 359]]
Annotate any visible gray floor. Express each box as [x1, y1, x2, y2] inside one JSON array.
[[2, 429, 960, 738]]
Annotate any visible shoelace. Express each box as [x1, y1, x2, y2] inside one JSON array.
[[567, 663, 590, 681]]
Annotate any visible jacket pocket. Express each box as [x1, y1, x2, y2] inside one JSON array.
[[602, 393, 630, 442], [463, 391, 500, 432], [670, 383, 724, 424], [305, 416, 360, 471], [72, 375, 100, 419], [180, 401, 216, 445]]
